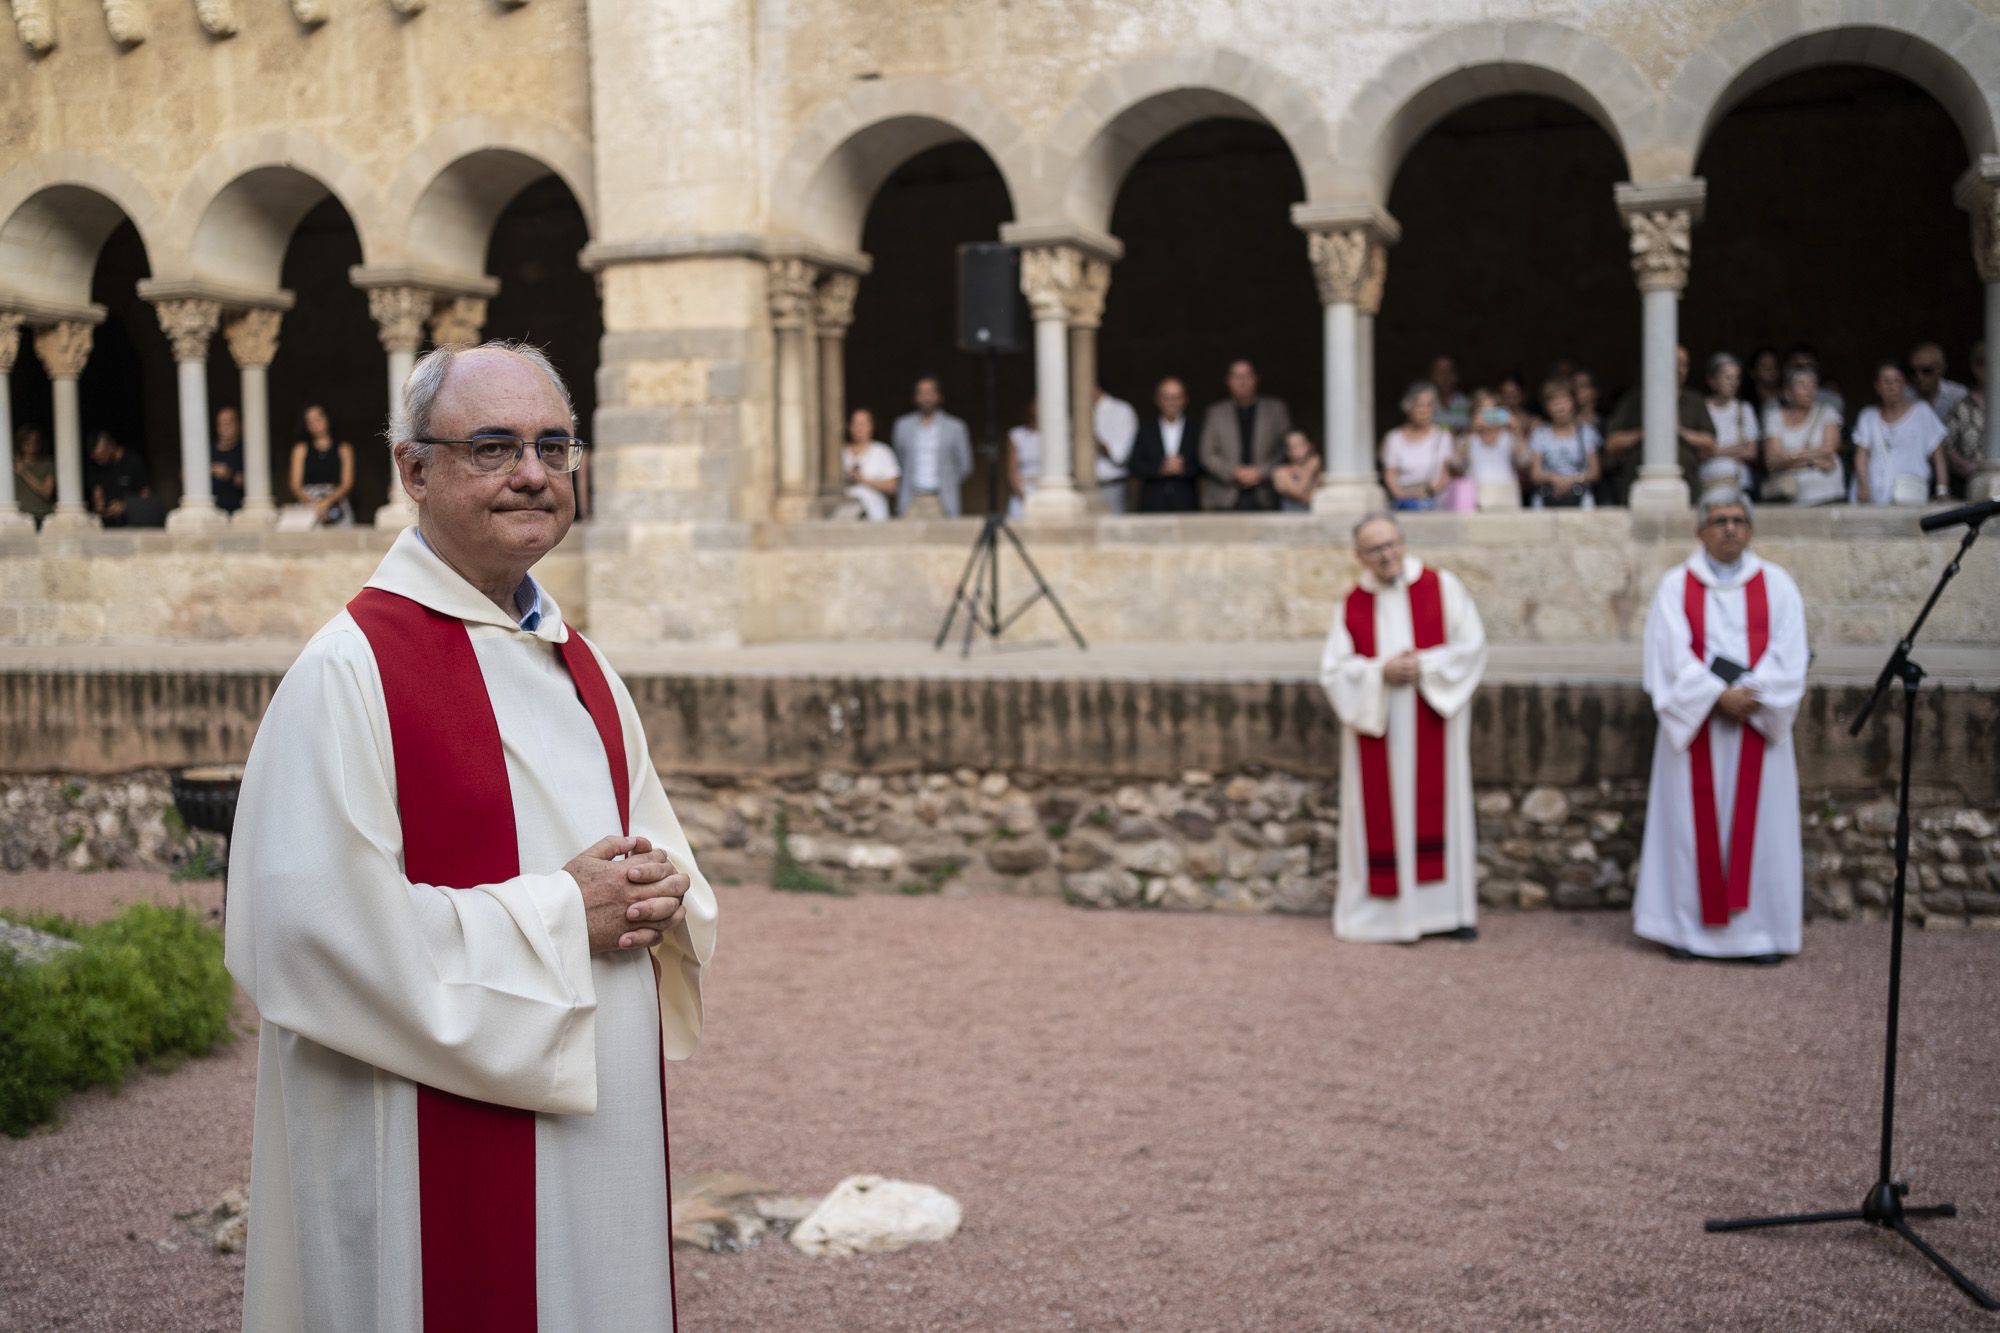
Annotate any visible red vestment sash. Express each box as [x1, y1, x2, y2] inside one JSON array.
[[1683, 569, 1770, 928], [1344, 569, 1449, 897], [348, 589, 668, 1333]]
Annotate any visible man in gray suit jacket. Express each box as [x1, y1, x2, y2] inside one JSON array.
[[1197, 359, 1291, 511], [890, 376, 973, 518]]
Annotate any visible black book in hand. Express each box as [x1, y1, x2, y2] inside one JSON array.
[[1709, 654, 1748, 685]]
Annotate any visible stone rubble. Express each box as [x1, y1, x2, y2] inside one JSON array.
[[788, 1175, 964, 1258]]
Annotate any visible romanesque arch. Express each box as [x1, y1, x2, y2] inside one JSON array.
[[0, 153, 162, 309], [164, 132, 386, 287], [1329, 20, 1651, 201], [389, 115, 598, 279], [1035, 48, 1336, 232], [1657, 0, 2000, 174], [769, 78, 1032, 250]]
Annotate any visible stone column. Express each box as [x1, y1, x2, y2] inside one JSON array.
[[1617, 180, 1705, 513], [1018, 246, 1085, 519], [427, 296, 487, 348], [223, 308, 282, 527], [34, 321, 96, 531], [0, 314, 31, 532], [1305, 226, 1386, 513], [813, 271, 859, 504], [1355, 242, 1387, 457], [368, 286, 433, 529], [1957, 159, 2000, 500], [1065, 256, 1112, 503], [767, 257, 818, 520], [154, 298, 227, 530]]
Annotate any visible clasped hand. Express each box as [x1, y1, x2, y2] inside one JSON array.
[[1382, 650, 1422, 687], [566, 835, 692, 954], [1714, 684, 1762, 724]]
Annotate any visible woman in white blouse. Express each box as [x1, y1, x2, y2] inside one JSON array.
[[1456, 388, 1528, 510], [1853, 361, 1948, 506], [1379, 382, 1455, 510], [1760, 366, 1844, 506], [840, 407, 902, 521], [1685, 352, 1761, 493]]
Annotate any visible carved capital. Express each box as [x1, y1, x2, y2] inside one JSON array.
[[0, 312, 22, 376], [154, 298, 222, 363], [101, 0, 145, 44], [35, 322, 95, 380], [11, 0, 55, 54], [288, 0, 327, 25], [767, 258, 819, 330], [813, 271, 860, 336], [1623, 209, 1693, 293], [223, 308, 282, 369], [367, 286, 434, 354], [427, 296, 488, 347], [1018, 245, 1090, 324], [195, 0, 237, 36], [1306, 228, 1373, 307], [1065, 256, 1111, 330], [1356, 241, 1388, 317]]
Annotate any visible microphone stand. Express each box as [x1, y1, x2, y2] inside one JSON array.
[[1703, 514, 1994, 1310]]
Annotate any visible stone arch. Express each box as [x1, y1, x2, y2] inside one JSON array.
[[387, 115, 597, 277], [1036, 49, 1337, 230], [0, 152, 163, 308], [1329, 21, 1652, 201], [770, 78, 1033, 250], [1655, 1, 2000, 177], [165, 131, 387, 286]]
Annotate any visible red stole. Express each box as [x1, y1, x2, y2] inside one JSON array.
[[1683, 569, 1770, 928], [348, 588, 671, 1333], [1343, 568, 1448, 897]]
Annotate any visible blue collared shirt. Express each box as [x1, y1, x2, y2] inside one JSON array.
[[415, 528, 550, 631]]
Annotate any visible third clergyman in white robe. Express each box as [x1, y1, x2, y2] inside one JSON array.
[[1319, 555, 1488, 942], [1633, 549, 1807, 957]]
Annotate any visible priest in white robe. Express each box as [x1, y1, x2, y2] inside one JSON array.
[[1633, 487, 1807, 961], [1318, 514, 1489, 943], [225, 342, 718, 1333]]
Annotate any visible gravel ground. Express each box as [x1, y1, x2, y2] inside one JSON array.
[[3, 871, 1997, 1332]]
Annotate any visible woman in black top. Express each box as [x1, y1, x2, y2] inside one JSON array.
[[288, 404, 354, 526]]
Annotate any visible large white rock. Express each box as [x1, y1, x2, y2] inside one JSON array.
[[788, 1175, 963, 1257]]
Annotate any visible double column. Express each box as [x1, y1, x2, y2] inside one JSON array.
[[33, 319, 98, 532], [1065, 255, 1113, 503], [814, 272, 859, 506], [1015, 245, 1091, 519], [767, 257, 819, 520], [1958, 156, 2000, 500], [222, 308, 284, 525], [1297, 207, 1397, 514], [0, 314, 31, 533], [365, 285, 436, 529], [1616, 179, 1705, 512], [152, 298, 227, 530]]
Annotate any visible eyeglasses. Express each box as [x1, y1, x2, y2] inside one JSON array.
[[1704, 515, 1750, 529], [418, 434, 586, 475], [1359, 539, 1405, 558]]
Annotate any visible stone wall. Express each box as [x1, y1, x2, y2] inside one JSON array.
[[12, 767, 1993, 930]]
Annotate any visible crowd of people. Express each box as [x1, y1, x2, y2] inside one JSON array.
[[836, 337, 1988, 520]]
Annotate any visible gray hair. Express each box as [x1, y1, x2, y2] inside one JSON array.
[[1401, 380, 1439, 416], [1352, 510, 1403, 543], [1696, 486, 1754, 528], [1705, 351, 1741, 383], [388, 339, 577, 462], [1783, 364, 1820, 392]]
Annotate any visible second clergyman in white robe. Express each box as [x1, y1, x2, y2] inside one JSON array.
[[1633, 549, 1807, 957], [1318, 556, 1488, 942]]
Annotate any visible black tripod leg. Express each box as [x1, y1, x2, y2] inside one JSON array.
[[934, 521, 990, 650], [997, 522, 1088, 651], [1902, 1204, 1958, 1219], [1889, 1219, 2000, 1310], [1706, 1209, 1867, 1232]]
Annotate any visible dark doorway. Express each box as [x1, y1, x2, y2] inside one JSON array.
[[847, 140, 1022, 515], [1100, 118, 1317, 442], [1379, 95, 1635, 423], [268, 198, 381, 520]]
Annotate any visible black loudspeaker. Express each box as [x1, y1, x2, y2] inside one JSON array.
[[956, 242, 1027, 354]]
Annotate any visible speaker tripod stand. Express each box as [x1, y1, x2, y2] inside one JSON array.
[[1703, 515, 1995, 1312], [933, 350, 1086, 658]]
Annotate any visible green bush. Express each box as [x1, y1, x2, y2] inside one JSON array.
[[770, 803, 844, 896], [0, 904, 235, 1137]]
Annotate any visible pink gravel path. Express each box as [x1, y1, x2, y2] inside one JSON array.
[[2, 872, 1996, 1331]]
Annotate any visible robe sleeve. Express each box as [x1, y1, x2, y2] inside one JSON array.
[[224, 624, 600, 1115], [589, 639, 719, 1062], [1318, 595, 1389, 738], [1643, 570, 1724, 754], [1743, 567, 1808, 744], [1416, 572, 1487, 721]]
